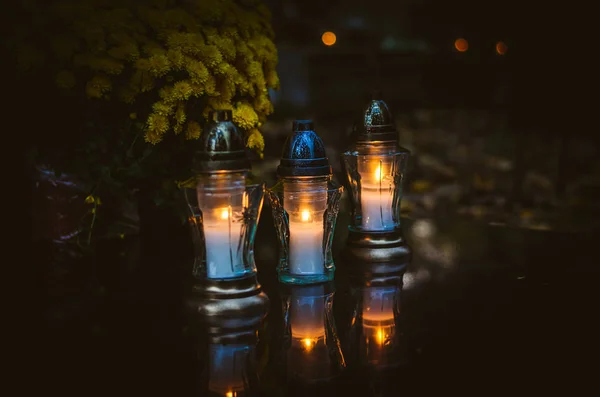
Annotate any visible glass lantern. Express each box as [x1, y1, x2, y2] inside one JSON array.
[[341, 97, 411, 266], [191, 293, 267, 397], [346, 276, 406, 370], [279, 284, 346, 383], [183, 109, 268, 309], [268, 120, 344, 285]]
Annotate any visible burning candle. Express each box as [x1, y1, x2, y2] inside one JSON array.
[[269, 120, 343, 284], [195, 172, 248, 280], [202, 205, 244, 279], [359, 159, 395, 231], [285, 179, 327, 275]]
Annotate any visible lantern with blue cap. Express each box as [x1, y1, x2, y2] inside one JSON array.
[[268, 120, 343, 285]]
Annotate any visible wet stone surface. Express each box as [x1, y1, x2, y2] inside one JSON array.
[[33, 216, 600, 396]]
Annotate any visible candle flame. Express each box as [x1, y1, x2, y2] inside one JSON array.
[[226, 392, 236, 397], [220, 208, 230, 220], [301, 209, 311, 222], [375, 165, 382, 181], [376, 327, 385, 345], [302, 338, 315, 352]]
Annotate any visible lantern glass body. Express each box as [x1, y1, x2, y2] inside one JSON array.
[[347, 281, 405, 368], [185, 172, 264, 281], [207, 343, 255, 396], [281, 285, 345, 382], [268, 177, 343, 285], [342, 142, 408, 232]]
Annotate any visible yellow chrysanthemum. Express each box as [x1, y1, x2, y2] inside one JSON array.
[[186, 59, 209, 83], [217, 77, 236, 102], [204, 76, 217, 96], [175, 102, 186, 126], [265, 69, 279, 89], [233, 102, 259, 129], [56, 70, 76, 89], [152, 101, 175, 116], [166, 49, 185, 69], [185, 121, 202, 140], [147, 54, 170, 77], [86, 75, 112, 98], [145, 112, 170, 143], [172, 81, 193, 100], [247, 128, 265, 154], [199, 44, 222, 68]]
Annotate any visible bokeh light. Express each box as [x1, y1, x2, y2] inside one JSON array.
[[454, 38, 468, 52], [496, 41, 508, 55], [321, 31, 336, 46]]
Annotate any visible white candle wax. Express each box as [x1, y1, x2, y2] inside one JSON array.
[[361, 189, 395, 231], [289, 221, 324, 275], [204, 207, 244, 279]]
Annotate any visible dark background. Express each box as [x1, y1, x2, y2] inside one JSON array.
[[253, 0, 598, 233]]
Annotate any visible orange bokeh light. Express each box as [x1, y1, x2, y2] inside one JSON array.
[[321, 31, 336, 46], [454, 38, 468, 52], [496, 41, 508, 55]]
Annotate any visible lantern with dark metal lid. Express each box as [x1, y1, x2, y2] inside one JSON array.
[[183, 109, 267, 308], [341, 95, 411, 267], [268, 120, 343, 285]]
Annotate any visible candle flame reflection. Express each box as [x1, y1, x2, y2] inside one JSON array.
[[302, 337, 317, 352], [301, 209, 311, 222], [375, 165, 382, 181], [376, 327, 385, 345], [220, 208, 230, 220]]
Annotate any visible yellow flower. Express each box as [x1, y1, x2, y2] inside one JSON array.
[[185, 121, 202, 140], [56, 70, 76, 89], [204, 75, 217, 96], [172, 80, 193, 100], [147, 54, 170, 77], [175, 102, 186, 125], [147, 112, 169, 131], [152, 101, 175, 115], [199, 44, 222, 68], [266, 69, 279, 89], [186, 59, 209, 83], [145, 112, 170, 144], [167, 49, 185, 69], [86, 75, 112, 99], [233, 102, 259, 129], [85, 195, 95, 204], [247, 128, 265, 154]]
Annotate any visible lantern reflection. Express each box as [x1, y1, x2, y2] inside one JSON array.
[[282, 284, 346, 383], [347, 277, 405, 369]]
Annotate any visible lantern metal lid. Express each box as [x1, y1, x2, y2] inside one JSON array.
[[277, 120, 332, 177], [193, 109, 251, 173]]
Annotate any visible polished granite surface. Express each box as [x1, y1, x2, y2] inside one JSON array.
[[36, 215, 600, 396]]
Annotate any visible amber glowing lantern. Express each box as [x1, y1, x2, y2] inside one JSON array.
[[341, 94, 411, 270]]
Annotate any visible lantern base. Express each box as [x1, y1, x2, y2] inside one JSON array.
[[343, 229, 411, 275], [278, 267, 335, 285], [185, 275, 269, 334]]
